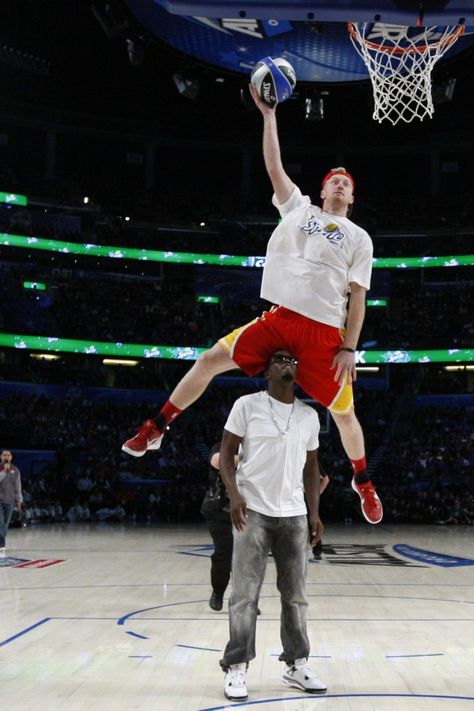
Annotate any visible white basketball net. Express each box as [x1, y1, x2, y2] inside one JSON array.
[[348, 22, 464, 125]]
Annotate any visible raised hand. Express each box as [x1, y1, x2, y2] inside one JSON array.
[[249, 83, 276, 117]]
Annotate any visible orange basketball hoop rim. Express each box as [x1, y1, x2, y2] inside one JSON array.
[[347, 22, 465, 55]]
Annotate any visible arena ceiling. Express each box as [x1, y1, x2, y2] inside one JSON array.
[[1, 1, 474, 141], [125, 0, 474, 83]]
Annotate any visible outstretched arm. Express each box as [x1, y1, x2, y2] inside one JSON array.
[[249, 84, 294, 205]]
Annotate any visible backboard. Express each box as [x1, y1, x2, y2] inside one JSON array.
[[126, 0, 474, 83]]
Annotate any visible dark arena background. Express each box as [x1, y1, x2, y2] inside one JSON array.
[[0, 2, 473, 710]]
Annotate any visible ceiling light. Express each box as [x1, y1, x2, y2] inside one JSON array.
[[30, 353, 60, 361]]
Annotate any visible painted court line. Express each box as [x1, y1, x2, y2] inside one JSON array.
[[198, 692, 474, 710], [12, 559, 65, 569], [126, 631, 149, 640], [177, 644, 222, 652], [0, 618, 50, 649], [386, 653, 444, 658], [3, 582, 474, 591], [270, 653, 331, 658], [119, 617, 474, 622]]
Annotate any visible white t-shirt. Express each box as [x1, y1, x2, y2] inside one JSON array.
[[224, 391, 320, 518], [260, 185, 373, 328]]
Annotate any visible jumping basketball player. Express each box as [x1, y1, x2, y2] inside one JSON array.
[[122, 84, 383, 525]]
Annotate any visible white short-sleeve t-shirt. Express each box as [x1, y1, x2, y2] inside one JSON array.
[[224, 391, 320, 518], [260, 185, 373, 328]]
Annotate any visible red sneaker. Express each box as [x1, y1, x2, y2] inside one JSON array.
[[351, 478, 383, 524], [122, 419, 163, 457]]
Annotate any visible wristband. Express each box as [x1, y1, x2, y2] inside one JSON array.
[[340, 347, 355, 353]]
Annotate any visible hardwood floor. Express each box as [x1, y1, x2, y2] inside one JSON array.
[[1, 522, 473, 710]]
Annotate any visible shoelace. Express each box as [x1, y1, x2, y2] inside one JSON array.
[[134, 420, 159, 437], [358, 482, 379, 501], [293, 663, 319, 680], [132, 422, 150, 435], [229, 667, 246, 686]]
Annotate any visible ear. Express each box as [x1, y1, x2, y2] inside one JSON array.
[[348, 193, 355, 205], [320, 188, 326, 201]]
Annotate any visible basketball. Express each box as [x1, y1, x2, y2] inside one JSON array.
[[250, 57, 296, 107]]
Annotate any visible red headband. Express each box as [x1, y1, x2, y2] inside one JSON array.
[[322, 169, 355, 189]]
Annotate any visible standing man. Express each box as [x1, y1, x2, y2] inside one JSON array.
[[201, 443, 234, 611], [218, 350, 326, 701], [0, 450, 23, 556], [122, 85, 382, 526]]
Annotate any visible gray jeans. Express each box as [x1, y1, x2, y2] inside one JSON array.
[[0, 503, 14, 547], [220, 509, 310, 669]]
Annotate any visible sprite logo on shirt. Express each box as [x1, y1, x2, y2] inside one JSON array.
[[300, 216, 345, 245]]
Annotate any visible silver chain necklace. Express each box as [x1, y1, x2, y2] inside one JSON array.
[[265, 391, 295, 438]]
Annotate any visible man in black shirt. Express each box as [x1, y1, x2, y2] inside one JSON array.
[[201, 443, 233, 611]]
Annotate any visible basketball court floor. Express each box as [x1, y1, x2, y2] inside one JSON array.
[[1, 522, 473, 710]]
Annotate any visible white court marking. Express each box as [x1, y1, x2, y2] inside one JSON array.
[[1, 523, 474, 711]]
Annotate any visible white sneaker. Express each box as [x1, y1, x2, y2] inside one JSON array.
[[0, 547, 6, 557], [282, 658, 327, 694], [224, 663, 248, 701]]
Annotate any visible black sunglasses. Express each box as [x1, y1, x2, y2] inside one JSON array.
[[271, 353, 298, 366]]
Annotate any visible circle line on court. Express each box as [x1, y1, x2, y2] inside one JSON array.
[[197, 692, 474, 711]]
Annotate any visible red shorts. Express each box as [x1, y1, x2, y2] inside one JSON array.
[[219, 306, 353, 414]]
